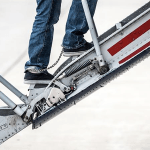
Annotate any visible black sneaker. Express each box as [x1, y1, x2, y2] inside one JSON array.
[[63, 42, 93, 57], [24, 70, 54, 84]]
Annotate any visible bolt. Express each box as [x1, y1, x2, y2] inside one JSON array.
[[28, 105, 31, 109]]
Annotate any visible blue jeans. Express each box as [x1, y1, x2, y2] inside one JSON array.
[[25, 0, 98, 71]]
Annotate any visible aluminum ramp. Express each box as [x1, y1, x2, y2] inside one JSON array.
[[0, 1, 150, 145]]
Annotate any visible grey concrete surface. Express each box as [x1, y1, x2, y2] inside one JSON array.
[[0, 0, 150, 150]]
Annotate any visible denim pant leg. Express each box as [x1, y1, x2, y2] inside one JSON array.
[[62, 0, 98, 49], [25, 0, 62, 71]]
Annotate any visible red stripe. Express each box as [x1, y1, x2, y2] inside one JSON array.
[[119, 41, 150, 64], [108, 19, 150, 56]]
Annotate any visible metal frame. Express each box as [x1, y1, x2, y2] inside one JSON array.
[[0, 1, 150, 145], [32, 2, 150, 129], [33, 47, 150, 128]]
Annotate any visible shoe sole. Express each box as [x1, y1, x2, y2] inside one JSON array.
[[24, 80, 52, 84], [63, 51, 86, 57]]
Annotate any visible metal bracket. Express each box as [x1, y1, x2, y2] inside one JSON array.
[[24, 88, 51, 121], [116, 22, 122, 30], [46, 88, 65, 107], [53, 80, 70, 92]]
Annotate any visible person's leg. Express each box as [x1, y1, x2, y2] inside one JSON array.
[[25, 0, 62, 72], [24, 0, 62, 84], [62, 0, 98, 56]]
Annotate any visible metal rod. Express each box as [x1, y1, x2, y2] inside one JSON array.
[[0, 91, 16, 109], [0, 91, 25, 116], [0, 75, 28, 103], [93, 20, 98, 38], [81, 0, 105, 66]]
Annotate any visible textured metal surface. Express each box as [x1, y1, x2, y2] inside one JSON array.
[[0, 114, 29, 145], [32, 2, 150, 129], [33, 47, 150, 129], [0, 105, 30, 145], [0, 2, 149, 144]]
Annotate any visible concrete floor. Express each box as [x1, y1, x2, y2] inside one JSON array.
[[0, 0, 150, 150]]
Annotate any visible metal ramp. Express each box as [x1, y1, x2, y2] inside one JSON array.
[[0, 1, 150, 145], [33, 2, 150, 129]]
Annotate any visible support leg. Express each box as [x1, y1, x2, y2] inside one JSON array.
[[0, 76, 28, 104], [0, 91, 25, 116]]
